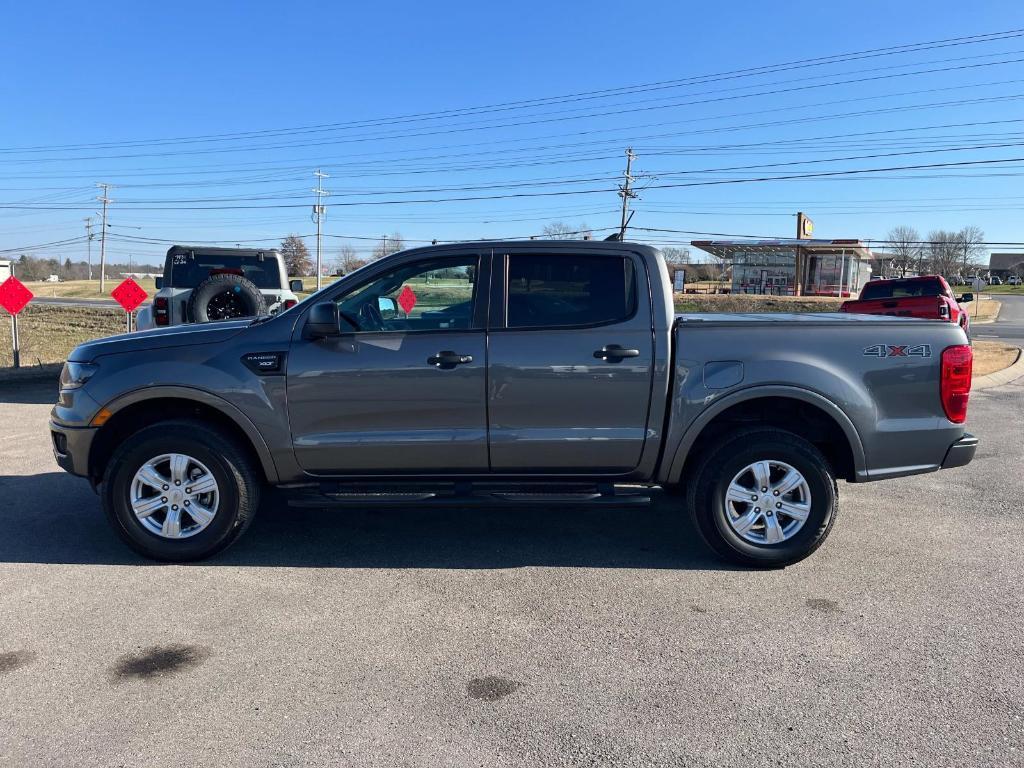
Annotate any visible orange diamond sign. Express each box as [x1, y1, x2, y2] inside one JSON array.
[[0, 276, 33, 315], [111, 278, 148, 312], [397, 285, 417, 314]]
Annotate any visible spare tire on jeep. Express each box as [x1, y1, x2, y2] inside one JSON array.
[[187, 273, 267, 323]]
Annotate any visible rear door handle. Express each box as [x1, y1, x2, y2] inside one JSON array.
[[593, 344, 640, 363], [427, 351, 473, 369]]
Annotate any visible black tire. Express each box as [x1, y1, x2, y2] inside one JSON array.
[[101, 420, 261, 562], [685, 428, 838, 568], [187, 273, 266, 323]]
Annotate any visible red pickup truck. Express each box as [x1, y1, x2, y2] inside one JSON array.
[[839, 276, 973, 335]]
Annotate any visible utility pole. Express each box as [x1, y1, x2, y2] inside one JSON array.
[[84, 217, 94, 280], [381, 234, 387, 258], [618, 147, 638, 240], [96, 183, 112, 292], [312, 169, 329, 290]]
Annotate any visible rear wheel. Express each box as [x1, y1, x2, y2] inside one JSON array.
[[686, 428, 838, 567], [101, 420, 261, 561]]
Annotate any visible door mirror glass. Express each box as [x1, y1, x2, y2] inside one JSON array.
[[304, 301, 341, 338], [377, 296, 397, 319], [290, 279, 304, 293], [154, 277, 163, 289], [959, 293, 974, 303]]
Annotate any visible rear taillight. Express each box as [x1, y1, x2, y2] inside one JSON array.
[[154, 297, 169, 326], [938, 299, 950, 319], [940, 344, 972, 423], [284, 299, 297, 309]]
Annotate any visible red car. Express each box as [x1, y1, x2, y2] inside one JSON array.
[[839, 276, 973, 336]]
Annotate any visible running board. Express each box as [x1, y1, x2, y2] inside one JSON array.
[[286, 483, 652, 509]]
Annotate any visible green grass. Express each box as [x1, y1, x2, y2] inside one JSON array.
[[978, 285, 1024, 295]]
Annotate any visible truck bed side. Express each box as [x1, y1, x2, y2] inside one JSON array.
[[657, 313, 970, 485]]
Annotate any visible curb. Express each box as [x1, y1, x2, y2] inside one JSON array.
[[968, 296, 1002, 325], [0, 363, 62, 386], [972, 348, 1024, 391]]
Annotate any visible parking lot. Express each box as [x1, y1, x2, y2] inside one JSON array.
[[0, 377, 1021, 767]]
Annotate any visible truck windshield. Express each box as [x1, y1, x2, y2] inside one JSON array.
[[166, 254, 281, 289], [860, 279, 944, 300]]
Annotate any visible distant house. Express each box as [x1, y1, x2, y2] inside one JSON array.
[[988, 252, 1024, 279]]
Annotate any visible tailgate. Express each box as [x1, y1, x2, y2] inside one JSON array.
[[841, 295, 941, 319]]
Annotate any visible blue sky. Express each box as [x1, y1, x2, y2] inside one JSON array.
[[1, 0, 1023, 266]]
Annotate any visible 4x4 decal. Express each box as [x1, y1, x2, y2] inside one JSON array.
[[863, 344, 932, 358]]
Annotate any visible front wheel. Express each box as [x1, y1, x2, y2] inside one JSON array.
[[686, 428, 838, 568], [102, 420, 261, 561]]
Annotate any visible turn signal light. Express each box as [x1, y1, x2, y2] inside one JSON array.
[[940, 345, 972, 423]]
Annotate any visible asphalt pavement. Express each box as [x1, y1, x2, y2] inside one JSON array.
[[0, 380, 1021, 767], [975, 293, 1024, 345]]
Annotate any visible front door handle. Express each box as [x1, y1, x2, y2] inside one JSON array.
[[593, 344, 640, 363], [427, 351, 473, 369]]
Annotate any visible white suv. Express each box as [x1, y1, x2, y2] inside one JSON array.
[[137, 246, 303, 330]]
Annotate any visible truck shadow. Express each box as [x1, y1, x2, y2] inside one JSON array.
[[0, 380, 57, 405], [0, 473, 730, 570]]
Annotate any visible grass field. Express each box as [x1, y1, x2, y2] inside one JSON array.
[[973, 340, 1020, 377], [978, 284, 1024, 295], [0, 304, 125, 367]]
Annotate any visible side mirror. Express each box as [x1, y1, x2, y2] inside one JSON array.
[[959, 293, 974, 303], [304, 302, 341, 338], [378, 296, 397, 318], [154, 277, 163, 289], [290, 279, 304, 292]]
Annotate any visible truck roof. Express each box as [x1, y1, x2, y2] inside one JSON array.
[[394, 239, 660, 258]]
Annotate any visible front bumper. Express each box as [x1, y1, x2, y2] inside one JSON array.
[[50, 421, 97, 478], [941, 433, 978, 470]]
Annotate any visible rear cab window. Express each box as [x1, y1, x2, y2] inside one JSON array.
[[860, 279, 945, 301], [505, 253, 637, 328]]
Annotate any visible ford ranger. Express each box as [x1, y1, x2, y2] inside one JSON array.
[[839, 275, 973, 336], [50, 242, 977, 566]]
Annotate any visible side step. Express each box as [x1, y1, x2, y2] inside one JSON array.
[[286, 482, 652, 509]]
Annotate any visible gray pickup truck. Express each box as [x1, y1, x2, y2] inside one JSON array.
[[50, 241, 977, 565]]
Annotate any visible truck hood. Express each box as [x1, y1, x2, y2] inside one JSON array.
[[69, 319, 252, 362]]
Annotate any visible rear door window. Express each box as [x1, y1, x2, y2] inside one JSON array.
[[506, 254, 637, 329]]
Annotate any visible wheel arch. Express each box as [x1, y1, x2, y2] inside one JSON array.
[[88, 386, 280, 485], [661, 386, 866, 485]]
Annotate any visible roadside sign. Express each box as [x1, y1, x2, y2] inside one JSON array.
[[397, 285, 417, 314], [971, 277, 985, 292], [0, 276, 33, 369], [0, 275, 33, 315], [111, 278, 148, 313], [673, 269, 686, 291]]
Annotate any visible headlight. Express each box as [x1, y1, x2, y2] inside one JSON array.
[[59, 362, 99, 391]]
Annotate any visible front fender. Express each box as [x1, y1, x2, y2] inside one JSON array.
[[97, 385, 281, 483]]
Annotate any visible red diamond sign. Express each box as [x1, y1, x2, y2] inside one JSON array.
[[0, 276, 33, 315], [111, 278, 148, 312], [397, 285, 417, 314]]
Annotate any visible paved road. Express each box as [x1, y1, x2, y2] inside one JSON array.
[[32, 296, 122, 309], [974, 293, 1024, 345], [0, 382, 1021, 767]]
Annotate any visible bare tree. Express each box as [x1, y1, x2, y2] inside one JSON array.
[[371, 232, 405, 261], [541, 221, 590, 239], [956, 225, 986, 276], [661, 247, 690, 267], [280, 234, 312, 277], [886, 225, 922, 277], [335, 243, 365, 274], [927, 230, 961, 277]]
